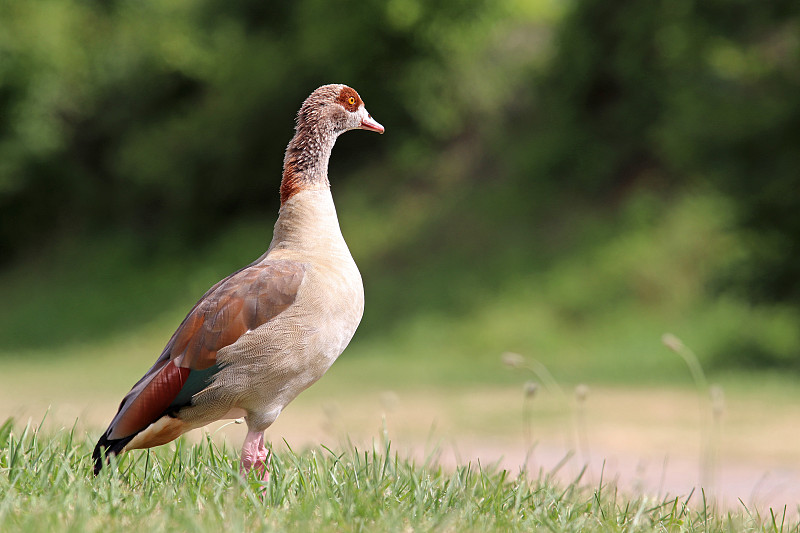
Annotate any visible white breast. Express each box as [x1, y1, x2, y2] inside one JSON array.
[[185, 188, 364, 431]]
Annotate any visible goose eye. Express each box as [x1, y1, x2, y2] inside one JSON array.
[[348, 96, 355, 105]]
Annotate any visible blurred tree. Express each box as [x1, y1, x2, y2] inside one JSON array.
[[0, 0, 513, 260], [516, 0, 800, 310], [667, 1, 800, 308], [2, 0, 799, 346], [514, 0, 668, 197]]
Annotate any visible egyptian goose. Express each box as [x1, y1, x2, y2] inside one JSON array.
[[93, 84, 384, 478]]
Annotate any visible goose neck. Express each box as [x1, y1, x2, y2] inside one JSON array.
[[280, 123, 338, 205]]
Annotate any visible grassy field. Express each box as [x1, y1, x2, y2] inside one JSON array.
[[2, 186, 800, 530], [1, 418, 798, 533]]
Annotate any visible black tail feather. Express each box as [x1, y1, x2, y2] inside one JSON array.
[[92, 431, 135, 475]]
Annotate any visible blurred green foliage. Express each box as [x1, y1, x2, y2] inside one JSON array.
[[519, 0, 800, 308], [0, 0, 526, 256], [1, 0, 799, 369]]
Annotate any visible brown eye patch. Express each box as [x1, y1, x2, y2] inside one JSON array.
[[337, 87, 362, 112]]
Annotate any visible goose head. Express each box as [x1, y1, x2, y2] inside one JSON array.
[[297, 84, 384, 136]]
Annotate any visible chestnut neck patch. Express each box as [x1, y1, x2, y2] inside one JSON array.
[[280, 159, 306, 204]]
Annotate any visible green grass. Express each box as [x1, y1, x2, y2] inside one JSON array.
[[1, 418, 796, 533], [2, 183, 800, 530]]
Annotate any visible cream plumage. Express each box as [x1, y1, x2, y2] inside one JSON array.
[[93, 84, 384, 478]]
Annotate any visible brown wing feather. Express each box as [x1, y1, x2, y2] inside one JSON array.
[[104, 260, 305, 441], [110, 363, 190, 439], [175, 261, 304, 369]]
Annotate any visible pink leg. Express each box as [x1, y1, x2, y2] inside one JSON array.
[[240, 429, 270, 481]]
